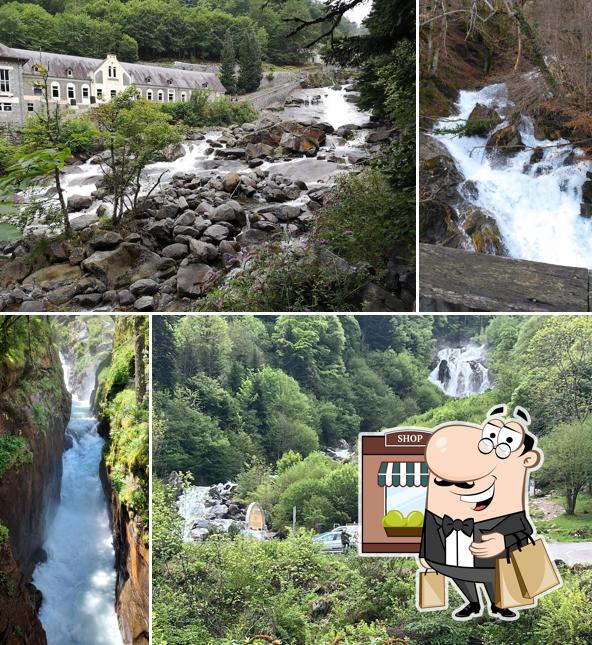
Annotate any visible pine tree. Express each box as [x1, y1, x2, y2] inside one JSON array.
[[219, 30, 237, 95], [237, 27, 262, 94]]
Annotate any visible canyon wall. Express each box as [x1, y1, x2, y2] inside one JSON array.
[[0, 322, 70, 644]]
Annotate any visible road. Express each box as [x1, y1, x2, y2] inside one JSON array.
[[548, 542, 592, 565]]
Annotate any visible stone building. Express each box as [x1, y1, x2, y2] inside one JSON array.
[[0, 44, 226, 126]]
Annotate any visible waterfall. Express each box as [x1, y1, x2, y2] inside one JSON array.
[[177, 486, 211, 541], [429, 344, 490, 398], [433, 82, 592, 268], [32, 357, 122, 645]]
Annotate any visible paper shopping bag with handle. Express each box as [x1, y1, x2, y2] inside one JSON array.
[[495, 547, 532, 608], [417, 570, 446, 609], [510, 536, 561, 599]]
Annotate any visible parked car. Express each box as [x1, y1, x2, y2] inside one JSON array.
[[313, 525, 359, 553]]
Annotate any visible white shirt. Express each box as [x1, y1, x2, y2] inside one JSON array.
[[445, 529, 475, 567]]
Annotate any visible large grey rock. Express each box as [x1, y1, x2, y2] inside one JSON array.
[[82, 243, 162, 289], [236, 229, 270, 246], [19, 300, 46, 312], [89, 230, 122, 250], [67, 194, 93, 212], [259, 204, 301, 221], [176, 263, 216, 298], [202, 224, 230, 242], [223, 171, 240, 193], [134, 295, 155, 311], [188, 239, 218, 263], [130, 278, 159, 296], [23, 264, 82, 290], [162, 142, 185, 162], [211, 203, 238, 222], [162, 243, 189, 260]]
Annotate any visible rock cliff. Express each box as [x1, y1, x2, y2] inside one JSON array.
[[0, 320, 70, 643]]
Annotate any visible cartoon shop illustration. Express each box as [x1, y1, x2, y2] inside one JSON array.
[[359, 405, 562, 621]]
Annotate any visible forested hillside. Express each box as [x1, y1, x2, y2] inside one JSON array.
[[153, 314, 592, 644], [153, 315, 446, 484], [0, 0, 357, 64]]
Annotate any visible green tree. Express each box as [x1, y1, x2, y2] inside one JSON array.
[[540, 420, 592, 515], [152, 316, 177, 391], [219, 28, 237, 94], [237, 25, 262, 93], [174, 316, 232, 381], [95, 86, 183, 225]]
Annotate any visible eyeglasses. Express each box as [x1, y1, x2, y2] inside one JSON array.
[[478, 438, 512, 459]]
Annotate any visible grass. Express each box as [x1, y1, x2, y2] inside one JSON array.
[[537, 493, 592, 542]]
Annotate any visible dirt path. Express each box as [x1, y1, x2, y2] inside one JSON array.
[[531, 496, 564, 520]]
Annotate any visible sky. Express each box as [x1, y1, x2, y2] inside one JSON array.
[[345, 0, 372, 26]]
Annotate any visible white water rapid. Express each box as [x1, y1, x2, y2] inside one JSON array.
[[26, 86, 372, 234], [434, 82, 592, 267], [32, 357, 122, 645], [429, 344, 490, 398]]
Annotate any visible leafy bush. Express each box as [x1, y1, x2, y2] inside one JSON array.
[[161, 91, 257, 128], [0, 436, 33, 480], [0, 522, 8, 544]]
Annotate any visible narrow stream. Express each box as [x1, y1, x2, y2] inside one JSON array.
[[433, 82, 592, 267], [32, 359, 122, 645]]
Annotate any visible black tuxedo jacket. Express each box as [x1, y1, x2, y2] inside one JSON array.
[[419, 509, 534, 569]]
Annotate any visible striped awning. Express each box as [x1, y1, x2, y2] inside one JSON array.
[[378, 462, 429, 487]]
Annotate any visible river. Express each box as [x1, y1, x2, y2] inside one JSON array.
[[433, 81, 592, 268], [32, 359, 122, 645], [46, 85, 373, 232]]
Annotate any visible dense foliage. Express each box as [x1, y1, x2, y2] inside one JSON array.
[[153, 315, 445, 484], [94, 316, 149, 528], [0, 0, 357, 65], [153, 477, 592, 645]]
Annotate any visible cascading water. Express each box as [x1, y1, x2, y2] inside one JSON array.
[[25, 86, 372, 234], [434, 82, 592, 268], [177, 486, 211, 541], [429, 344, 490, 398], [32, 356, 122, 645]]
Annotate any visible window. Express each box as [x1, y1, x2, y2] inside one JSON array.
[[145, 76, 151, 84], [167, 78, 173, 85], [168, 90, 174, 102], [181, 92, 186, 102], [67, 68, 73, 77], [157, 90, 163, 102], [110, 89, 116, 98], [27, 102, 34, 112], [2, 103, 12, 111], [146, 90, 153, 101], [108, 65, 117, 79], [108, 66, 112, 78], [51, 82, 60, 99], [32, 64, 39, 73], [67, 83, 75, 100], [97, 88, 103, 98], [82, 85, 89, 100], [0, 70, 10, 93], [34, 86, 42, 96]]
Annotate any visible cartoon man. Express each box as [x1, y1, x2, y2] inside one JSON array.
[[419, 405, 542, 620]]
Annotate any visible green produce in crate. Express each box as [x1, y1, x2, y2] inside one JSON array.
[[381, 510, 407, 527], [406, 511, 424, 527]]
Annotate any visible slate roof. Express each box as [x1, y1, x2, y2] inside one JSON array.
[[1, 44, 225, 92]]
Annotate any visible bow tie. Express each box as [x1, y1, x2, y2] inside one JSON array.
[[442, 515, 474, 538]]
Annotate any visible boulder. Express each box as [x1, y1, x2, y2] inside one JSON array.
[[117, 289, 135, 306], [485, 125, 525, 154], [73, 293, 103, 308], [211, 203, 238, 223], [82, 243, 162, 289], [161, 243, 189, 260], [223, 171, 241, 193], [462, 207, 505, 255], [236, 229, 270, 246], [19, 300, 46, 312], [259, 204, 301, 221], [23, 264, 82, 290], [202, 224, 230, 242], [366, 128, 394, 144], [465, 103, 502, 137], [162, 142, 185, 162], [214, 148, 246, 158], [419, 201, 465, 248], [89, 230, 122, 250], [582, 180, 592, 205], [188, 239, 218, 263], [176, 263, 216, 298], [67, 195, 93, 212], [134, 295, 154, 311], [245, 142, 274, 159], [130, 278, 159, 296]]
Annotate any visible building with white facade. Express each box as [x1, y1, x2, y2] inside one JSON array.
[[0, 44, 226, 126]]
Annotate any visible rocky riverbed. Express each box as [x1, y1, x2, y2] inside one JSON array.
[[0, 86, 409, 312]]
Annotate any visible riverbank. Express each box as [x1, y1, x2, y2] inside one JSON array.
[[0, 82, 410, 312]]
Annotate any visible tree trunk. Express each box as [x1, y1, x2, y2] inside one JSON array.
[[54, 168, 70, 235], [566, 488, 578, 515], [134, 317, 146, 405]]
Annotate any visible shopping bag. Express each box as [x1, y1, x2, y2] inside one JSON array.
[[495, 550, 532, 608], [417, 570, 446, 609], [510, 536, 561, 599]]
